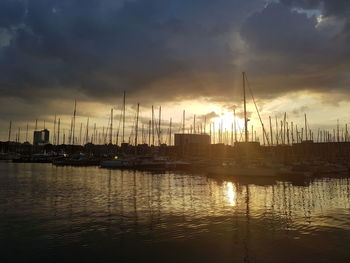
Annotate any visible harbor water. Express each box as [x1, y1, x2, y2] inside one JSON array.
[[1, 162, 350, 262]]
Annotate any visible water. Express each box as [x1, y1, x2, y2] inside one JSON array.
[[1, 163, 350, 263]]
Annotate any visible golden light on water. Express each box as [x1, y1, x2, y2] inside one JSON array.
[[224, 182, 237, 207]]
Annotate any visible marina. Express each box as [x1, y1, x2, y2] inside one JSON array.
[[1, 1, 350, 262]]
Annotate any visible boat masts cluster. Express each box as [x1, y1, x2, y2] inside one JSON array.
[[4, 73, 350, 146]]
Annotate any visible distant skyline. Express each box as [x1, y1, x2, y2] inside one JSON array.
[[1, 0, 350, 141]]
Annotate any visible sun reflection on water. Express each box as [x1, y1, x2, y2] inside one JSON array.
[[224, 182, 237, 207]]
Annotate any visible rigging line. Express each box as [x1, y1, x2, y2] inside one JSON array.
[[244, 74, 271, 146]]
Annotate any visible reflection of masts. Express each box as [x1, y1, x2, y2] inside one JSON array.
[[243, 184, 251, 263]]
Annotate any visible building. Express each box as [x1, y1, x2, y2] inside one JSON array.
[[33, 129, 50, 146], [174, 134, 211, 147]]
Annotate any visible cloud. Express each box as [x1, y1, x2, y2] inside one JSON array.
[[0, 0, 350, 138], [238, 1, 350, 99]]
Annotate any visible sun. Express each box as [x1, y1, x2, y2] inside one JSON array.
[[212, 110, 244, 131]]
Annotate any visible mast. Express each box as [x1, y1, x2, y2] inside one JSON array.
[[57, 118, 60, 145], [26, 123, 29, 142], [122, 91, 126, 143], [110, 108, 113, 144], [53, 114, 56, 145], [85, 117, 89, 144], [234, 109, 237, 143], [158, 106, 162, 145], [72, 99, 77, 145], [151, 105, 154, 145], [148, 120, 151, 145], [283, 112, 286, 144], [8, 121, 12, 142], [141, 123, 144, 144], [231, 122, 233, 145], [193, 114, 196, 134], [79, 122, 82, 145], [18, 127, 21, 143], [35, 119, 37, 131], [275, 116, 279, 145], [243, 72, 248, 142], [93, 123, 96, 144], [269, 116, 273, 146], [134, 103, 140, 153], [304, 114, 308, 141], [169, 118, 172, 146], [337, 119, 340, 142], [182, 110, 185, 133]]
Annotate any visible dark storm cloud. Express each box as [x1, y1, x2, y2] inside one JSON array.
[[0, 0, 25, 27], [0, 0, 350, 123], [0, 0, 265, 105], [239, 1, 350, 99]]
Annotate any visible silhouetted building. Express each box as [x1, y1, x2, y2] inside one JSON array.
[[174, 134, 211, 147], [33, 129, 50, 146]]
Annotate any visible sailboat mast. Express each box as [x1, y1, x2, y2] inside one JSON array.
[[57, 118, 60, 145], [53, 114, 56, 145], [158, 106, 162, 145], [304, 114, 308, 141], [243, 72, 248, 142], [269, 116, 273, 146], [8, 121, 12, 142], [72, 99, 77, 145], [135, 103, 140, 152], [169, 118, 172, 145], [234, 109, 237, 143], [182, 110, 185, 133], [152, 105, 154, 145], [79, 122, 82, 145], [122, 91, 126, 143], [110, 108, 113, 144]]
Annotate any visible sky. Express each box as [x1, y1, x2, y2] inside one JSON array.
[[0, 0, 349, 143]]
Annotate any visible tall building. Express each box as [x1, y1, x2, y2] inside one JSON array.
[[33, 129, 50, 146]]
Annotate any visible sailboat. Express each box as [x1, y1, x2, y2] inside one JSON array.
[[207, 72, 284, 177]]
